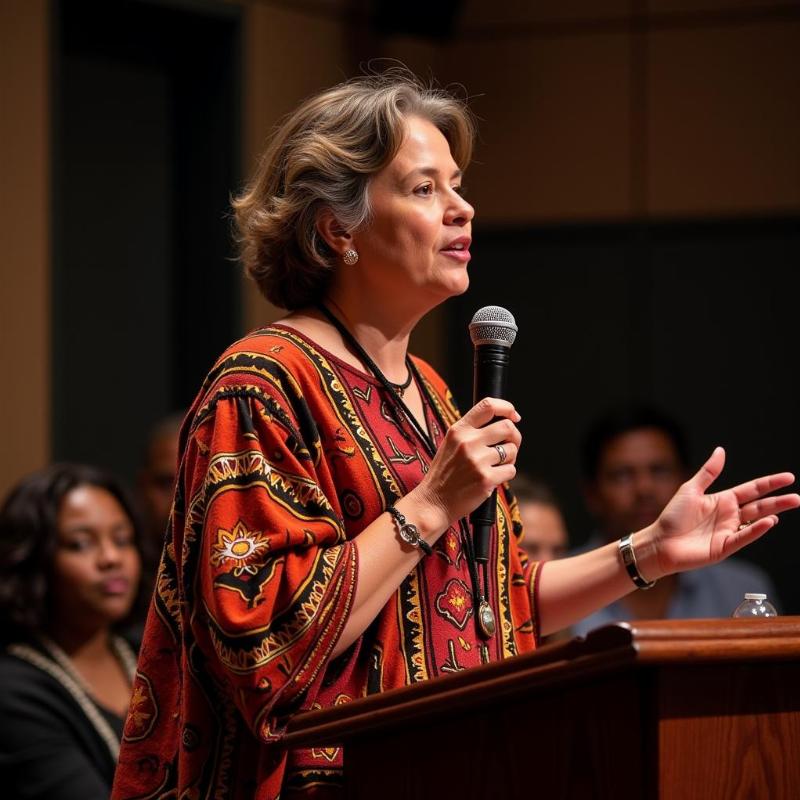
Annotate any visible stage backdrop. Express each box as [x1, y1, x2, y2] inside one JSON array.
[[447, 217, 800, 615]]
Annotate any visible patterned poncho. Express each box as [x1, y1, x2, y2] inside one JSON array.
[[112, 325, 542, 799]]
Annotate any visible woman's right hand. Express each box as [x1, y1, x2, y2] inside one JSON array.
[[330, 398, 520, 657], [410, 397, 521, 531]]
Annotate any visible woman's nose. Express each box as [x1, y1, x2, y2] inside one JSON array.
[[445, 191, 474, 226], [97, 538, 123, 567], [633, 473, 657, 497]]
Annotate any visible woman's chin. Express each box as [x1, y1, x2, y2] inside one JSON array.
[[454, 275, 470, 295], [93, 594, 137, 624], [437, 271, 470, 299]]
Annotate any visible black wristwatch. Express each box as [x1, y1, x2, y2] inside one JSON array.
[[386, 505, 433, 556]]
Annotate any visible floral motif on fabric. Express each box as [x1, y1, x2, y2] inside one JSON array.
[[435, 527, 463, 567], [122, 672, 158, 742], [434, 578, 474, 630]]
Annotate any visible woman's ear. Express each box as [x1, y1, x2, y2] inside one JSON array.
[[316, 208, 353, 256]]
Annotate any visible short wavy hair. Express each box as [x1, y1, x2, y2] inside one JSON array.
[[233, 70, 476, 310], [0, 463, 147, 645]]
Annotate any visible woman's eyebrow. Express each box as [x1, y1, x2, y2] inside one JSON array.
[[400, 166, 463, 182], [61, 525, 95, 535]]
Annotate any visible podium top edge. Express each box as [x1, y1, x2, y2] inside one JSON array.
[[283, 618, 800, 747]]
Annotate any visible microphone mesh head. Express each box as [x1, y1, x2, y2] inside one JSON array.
[[469, 305, 518, 347]]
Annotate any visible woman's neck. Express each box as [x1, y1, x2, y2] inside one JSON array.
[[284, 294, 419, 384], [43, 623, 134, 716], [45, 622, 112, 661]]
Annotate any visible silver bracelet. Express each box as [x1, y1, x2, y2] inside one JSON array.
[[386, 505, 432, 556], [619, 533, 656, 590]]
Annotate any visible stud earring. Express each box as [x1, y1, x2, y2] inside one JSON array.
[[342, 248, 359, 265]]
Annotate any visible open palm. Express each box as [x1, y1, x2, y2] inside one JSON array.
[[652, 447, 799, 578]]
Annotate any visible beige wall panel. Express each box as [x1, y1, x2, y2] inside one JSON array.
[[439, 35, 632, 223], [648, 21, 800, 215], [374, 36, 443, 81], [241, 2, 349, 332], [459, 0, 632, 29], [0, 0, 50, 498]]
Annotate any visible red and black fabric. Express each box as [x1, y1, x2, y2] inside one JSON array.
[[112, 326, 542, 800]]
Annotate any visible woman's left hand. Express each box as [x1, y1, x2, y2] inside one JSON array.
[[638, 446, 800, 581]]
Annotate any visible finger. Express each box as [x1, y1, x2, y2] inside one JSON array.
[[687, 446, 725, 493], [478, 417, 522, 448], [718, 515, 778, 559], [738, 492, 800, 522], [486, 442, 518, 467], [731, 472, 796, 507], [461, 397, 521, 429], [487, 464, 517, 491]]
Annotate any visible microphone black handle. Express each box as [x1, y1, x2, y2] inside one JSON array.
[[469, 344, 510, 563]]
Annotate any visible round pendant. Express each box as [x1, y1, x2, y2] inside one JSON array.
[[477, 599, 496, 639]]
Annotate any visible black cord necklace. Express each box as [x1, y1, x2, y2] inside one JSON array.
[[387, 370, 413, 397], [317, 303, 497, 646]]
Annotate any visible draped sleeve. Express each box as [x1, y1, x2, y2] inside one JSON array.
[[180, 379, 359, 742]]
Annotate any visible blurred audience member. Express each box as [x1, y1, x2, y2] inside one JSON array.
[[572, 405, 778, 636], [137, 411, 183, 556], [512, 473, 569, 563], [511, 473, 572, 643], [0, 464, 145, 799]]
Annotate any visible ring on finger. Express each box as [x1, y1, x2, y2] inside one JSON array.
[[737, 520, 753, 531], [494, 443, 508, 466]]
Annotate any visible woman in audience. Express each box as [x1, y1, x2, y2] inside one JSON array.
[[0, 463, 144, 799]]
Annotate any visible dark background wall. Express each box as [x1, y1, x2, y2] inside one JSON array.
[[52, 0, 241, 481], [447, 217, 800, 612]]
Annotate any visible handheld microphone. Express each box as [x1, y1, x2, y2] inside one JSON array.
[[468, 306, 518, 563]]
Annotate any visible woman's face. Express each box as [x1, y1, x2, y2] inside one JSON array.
[[49, 485, 142, 633], [352, 115, 475, 313]]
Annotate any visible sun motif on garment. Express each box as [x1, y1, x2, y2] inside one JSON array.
[[211, 520, 270, 576]]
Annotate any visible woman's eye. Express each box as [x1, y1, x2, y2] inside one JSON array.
[[63, 538, 93, 552], [114, 532, 135, 548], [414, 183, 433, 196], [453, 185, 467, 197]]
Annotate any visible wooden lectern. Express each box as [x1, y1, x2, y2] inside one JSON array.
[[284, 618, 800, 798]]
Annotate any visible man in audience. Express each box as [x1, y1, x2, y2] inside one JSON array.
[[137, 411, 183, 568], [572, 405, 778, 636]]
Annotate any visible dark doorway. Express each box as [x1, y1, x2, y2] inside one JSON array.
[[52, 0, 241, 483]]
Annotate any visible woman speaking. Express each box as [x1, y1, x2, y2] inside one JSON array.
[[112, 71, 798, 799]]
